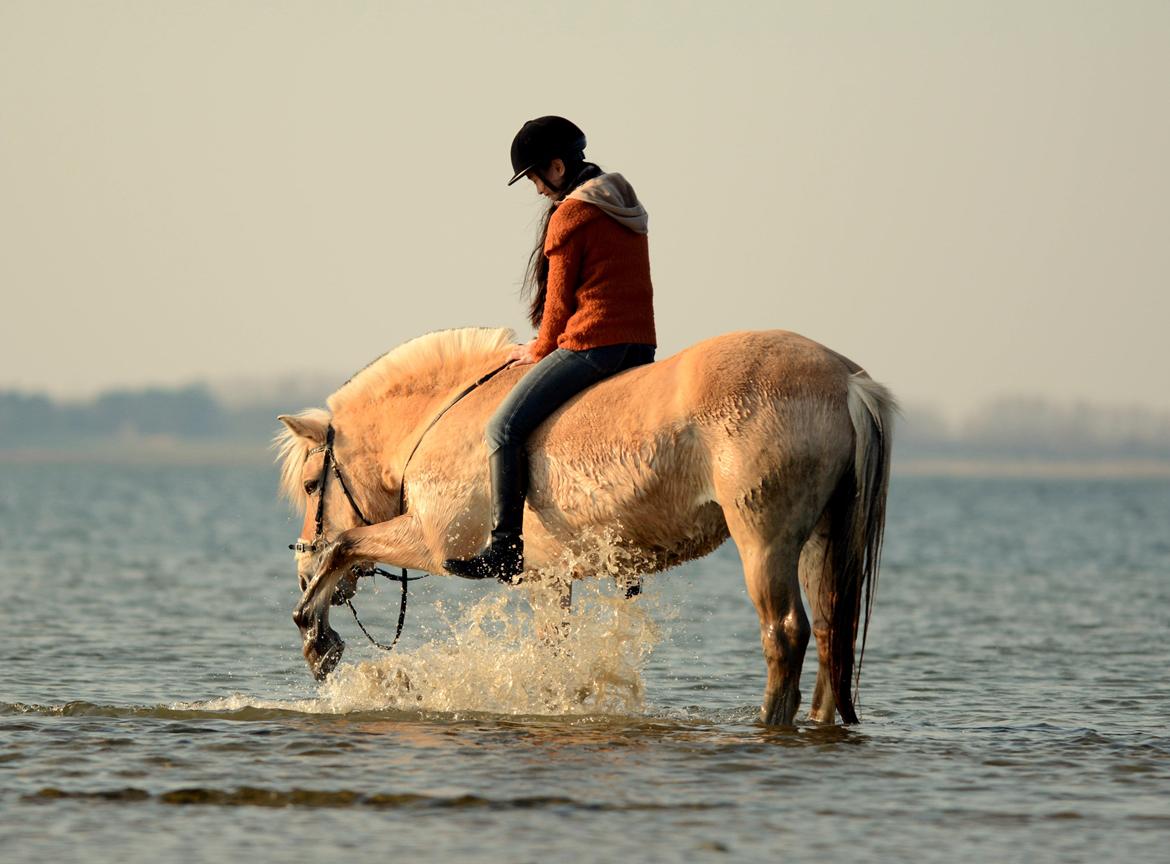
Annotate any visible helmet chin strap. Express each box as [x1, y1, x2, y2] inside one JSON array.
[[536, 155, 590, 198], [535, 169, 563, 196]]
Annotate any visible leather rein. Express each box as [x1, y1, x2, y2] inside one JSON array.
[[289, 359, 514, 653]]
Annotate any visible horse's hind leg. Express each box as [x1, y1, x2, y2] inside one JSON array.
[[725, 508, 809, 726], [798, 513, 836, 724]]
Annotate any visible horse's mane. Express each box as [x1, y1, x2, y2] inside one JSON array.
[[274, 327, 515, 507], [327, 326, 514, 414]]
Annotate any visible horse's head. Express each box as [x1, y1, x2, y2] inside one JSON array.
[[276, 410, 376, 680], [274, 327, 516, 679]]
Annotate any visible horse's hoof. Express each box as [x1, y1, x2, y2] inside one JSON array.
[[303, 626, 345, 681]]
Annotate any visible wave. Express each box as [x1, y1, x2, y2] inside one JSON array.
[[0, 697, 767, 732], [24, 785, 730, 811]]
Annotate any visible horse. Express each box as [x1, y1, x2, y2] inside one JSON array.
[[275, 326, 895, 725]]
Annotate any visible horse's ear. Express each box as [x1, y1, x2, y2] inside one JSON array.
[[278, 413, 328, 445]]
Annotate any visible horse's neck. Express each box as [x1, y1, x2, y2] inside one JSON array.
[[340, 361, 497, 501]]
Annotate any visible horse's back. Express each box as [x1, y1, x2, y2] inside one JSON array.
[[533, 329, 856, 448]]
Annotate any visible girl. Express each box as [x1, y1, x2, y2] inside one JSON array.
[[444, 116, 657, 582]]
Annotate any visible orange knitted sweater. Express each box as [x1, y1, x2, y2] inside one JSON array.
[[532, 198, 656, 360]]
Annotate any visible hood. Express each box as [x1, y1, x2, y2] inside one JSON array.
[[566, 172, 649, 235]]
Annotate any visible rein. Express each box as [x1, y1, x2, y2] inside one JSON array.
[[396, 359, 514, 516], [291, 359, 514, 653]]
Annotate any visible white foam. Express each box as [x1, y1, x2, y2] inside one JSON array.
[[316, 580, 662, 716], [189, 530, 673, 718]]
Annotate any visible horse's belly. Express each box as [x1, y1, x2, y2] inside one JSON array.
[[527, 430, 728, 576]]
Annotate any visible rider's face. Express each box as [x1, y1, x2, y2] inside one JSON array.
[[528, 158, 566, 199]]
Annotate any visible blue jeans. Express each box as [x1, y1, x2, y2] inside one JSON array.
[[486, 343, 656, 454], [480, 342, 655, 539]]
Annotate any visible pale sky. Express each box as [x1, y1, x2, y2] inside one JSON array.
[[1, 1, 1167, 419]]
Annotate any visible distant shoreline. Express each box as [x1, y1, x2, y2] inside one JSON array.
[[892, 458, 1170, 479], [0, 441, 271, 467], [2, 443, 1170, 479]]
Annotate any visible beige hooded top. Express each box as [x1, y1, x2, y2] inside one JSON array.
[[565, 172, 649, 235], [532, 171, 655, 358]]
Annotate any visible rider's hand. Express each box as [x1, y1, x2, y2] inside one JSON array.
[[506, 340, 539, 366]]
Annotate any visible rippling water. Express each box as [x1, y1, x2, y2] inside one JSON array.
[[2, 463, 1168, 862]]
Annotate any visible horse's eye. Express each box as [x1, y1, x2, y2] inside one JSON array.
[[304, 478, 319, 495]]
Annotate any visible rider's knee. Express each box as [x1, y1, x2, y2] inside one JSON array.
[[485, 415, 514, 452]]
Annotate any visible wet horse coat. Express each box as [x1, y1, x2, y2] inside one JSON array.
[[277, 327, 895, 725]]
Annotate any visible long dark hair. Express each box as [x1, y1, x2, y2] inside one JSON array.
[[522, 158, 603, 328]]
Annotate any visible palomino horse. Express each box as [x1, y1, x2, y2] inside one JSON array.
[[276, 327, 895, 725]]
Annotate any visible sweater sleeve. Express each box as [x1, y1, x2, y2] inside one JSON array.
[[531, 203, 590, 359]]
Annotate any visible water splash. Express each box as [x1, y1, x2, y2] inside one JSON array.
[[317, 578, 663, 715]]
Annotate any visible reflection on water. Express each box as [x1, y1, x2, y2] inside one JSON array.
[[1, 466, 1169, 862]]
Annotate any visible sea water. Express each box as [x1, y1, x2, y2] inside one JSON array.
[[1, 464, 1168, 862]]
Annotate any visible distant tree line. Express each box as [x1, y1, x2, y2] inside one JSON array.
[[0, 386, 285, 447]]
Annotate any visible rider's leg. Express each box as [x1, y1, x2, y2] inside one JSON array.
[[442, 344, 653, 582]]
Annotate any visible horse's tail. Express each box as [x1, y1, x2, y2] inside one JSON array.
[[823, 372, 896, 724]]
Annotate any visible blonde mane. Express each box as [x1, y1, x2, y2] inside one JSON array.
[[274, 327, 515, 507], [327, 326, 515, 415]]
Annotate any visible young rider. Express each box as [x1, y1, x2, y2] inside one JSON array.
[[443, 116, 657, 583]]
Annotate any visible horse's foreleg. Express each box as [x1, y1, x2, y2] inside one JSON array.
[[798, 514, 836, 724], [323, 516, 436, 574], [292, 559, 350, 681], [293, 516, 433, 680]]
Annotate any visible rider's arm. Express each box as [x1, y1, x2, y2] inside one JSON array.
[[531, 202, 591, 360]]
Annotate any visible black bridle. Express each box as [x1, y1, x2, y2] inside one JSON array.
[[291, 425, 371, 555], [289, 360, 514, 654]]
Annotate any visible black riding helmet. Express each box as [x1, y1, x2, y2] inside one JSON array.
[[507, 116, 587, 186]]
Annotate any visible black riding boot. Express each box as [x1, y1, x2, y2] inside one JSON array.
[[443, 446, 526, 583]]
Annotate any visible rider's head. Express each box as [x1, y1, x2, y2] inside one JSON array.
[[508, 116, 587, 200]]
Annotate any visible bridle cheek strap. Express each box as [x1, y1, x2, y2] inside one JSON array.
[[291, 425, 373, 556]]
